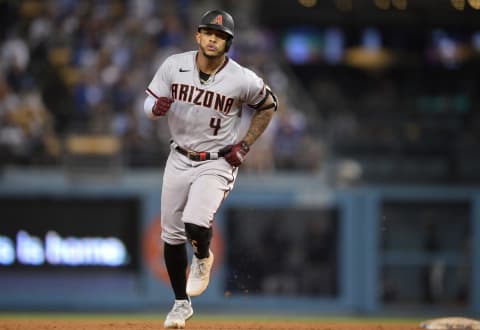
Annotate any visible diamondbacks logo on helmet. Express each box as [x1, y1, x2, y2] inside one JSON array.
[[211, 15, 223, 26], [199, 9, 234, 38], [198, 9, 234, 51]]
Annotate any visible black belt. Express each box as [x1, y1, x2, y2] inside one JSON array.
[[171, 141, 222, 161]]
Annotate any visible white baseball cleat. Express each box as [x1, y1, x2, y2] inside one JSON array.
[[163, 299, 193, 329], [186, 250, 214, 297]]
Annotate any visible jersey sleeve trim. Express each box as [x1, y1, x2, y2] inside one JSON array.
[[247, 84, 267, 108], [146, 88, 160, 99]]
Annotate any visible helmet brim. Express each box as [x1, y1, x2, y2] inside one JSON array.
[[198, 24, 234, 39]]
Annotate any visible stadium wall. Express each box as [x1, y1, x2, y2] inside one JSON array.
[[0, 169, 478, 316]]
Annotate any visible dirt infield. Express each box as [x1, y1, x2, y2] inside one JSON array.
[[0, 319, 421, 330]]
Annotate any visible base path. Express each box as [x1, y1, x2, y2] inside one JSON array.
[[0, 319, 421, 330]]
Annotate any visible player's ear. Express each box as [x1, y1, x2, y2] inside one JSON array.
[[195, 31, 201, 44]]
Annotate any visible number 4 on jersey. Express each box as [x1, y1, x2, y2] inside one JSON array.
[[210, 117, 221, 136]]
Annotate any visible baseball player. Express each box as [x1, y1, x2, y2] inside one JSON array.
[[144, 9, 278, 329]]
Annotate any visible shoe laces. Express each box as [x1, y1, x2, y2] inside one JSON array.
[[168, 300, 190, 317], [192, 256, 209, 278]]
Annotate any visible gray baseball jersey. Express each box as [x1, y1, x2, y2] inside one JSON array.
[[147, 50, 266, 151], [146, 51, 267, 244]]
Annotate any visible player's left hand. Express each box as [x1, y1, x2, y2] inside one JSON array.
[[219, 141, 250, 167]]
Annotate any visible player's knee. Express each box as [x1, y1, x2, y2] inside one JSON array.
[[185, 223, 212, 242], [185, 223, 212, 258]]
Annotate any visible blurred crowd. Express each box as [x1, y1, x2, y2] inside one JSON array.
[[0, 0, 322, 173], [308, 63, 480, 183], [3, 0, 479, 183]]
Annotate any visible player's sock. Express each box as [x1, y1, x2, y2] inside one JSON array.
[[164, 242, 189, 300], [185, 223, 212, 259]]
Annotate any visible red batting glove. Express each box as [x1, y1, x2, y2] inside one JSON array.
[[220, 141, 250, 167], [152, 97, 174, 116]]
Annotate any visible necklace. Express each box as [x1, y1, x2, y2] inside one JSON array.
[[197, 55, 226, 85]]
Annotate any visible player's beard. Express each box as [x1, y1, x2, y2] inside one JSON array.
[[199, 44, 225, 59]]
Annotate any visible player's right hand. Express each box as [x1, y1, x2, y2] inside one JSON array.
[[152, 97, 174, 116]]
